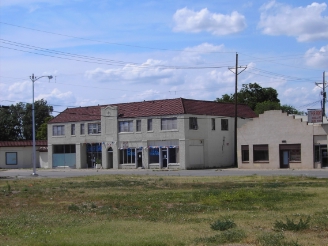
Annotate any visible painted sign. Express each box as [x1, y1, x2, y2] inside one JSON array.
[[308, 109, 322, 123]]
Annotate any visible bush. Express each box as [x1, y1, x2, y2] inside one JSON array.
[[274, 216, 310, 231], [257, 232, 301, 246], [210, 217, 236, 231]]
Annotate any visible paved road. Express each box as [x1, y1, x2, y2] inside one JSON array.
[[2, 168, 328, 179]]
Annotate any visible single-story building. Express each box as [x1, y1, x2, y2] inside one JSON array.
[[237, 110, 328, 169], [0, 140, 48, 169]]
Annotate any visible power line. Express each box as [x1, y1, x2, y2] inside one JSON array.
[[0, 21, 235, 54]]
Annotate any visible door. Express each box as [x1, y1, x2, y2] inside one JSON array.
[[137, 150, 142, 168], [322, 149, 328, 167], [162, 149, 168, 168], [280, 150, 289, 168]]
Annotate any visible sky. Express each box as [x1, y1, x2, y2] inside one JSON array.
[[1, 0, 328, 115]]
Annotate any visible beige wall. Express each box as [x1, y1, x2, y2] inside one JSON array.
[[48, 105, 251, 169], [0, 146, 43, 169], [238, 110, 327, 169]]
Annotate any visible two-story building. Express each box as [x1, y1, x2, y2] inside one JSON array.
[[48, 98, 257, 169]]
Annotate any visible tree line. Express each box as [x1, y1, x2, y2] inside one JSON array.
[[215, 83, 304, 115], [0, 99, 53, 141]]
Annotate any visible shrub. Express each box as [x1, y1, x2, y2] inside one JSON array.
[[210, 217, 236, 231], [257, 232, 301, 246], [274, 216, 310, 231]]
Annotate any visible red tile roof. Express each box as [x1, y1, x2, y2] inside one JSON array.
[[49, 98, 257, 123], [0, 140, 47, 147]]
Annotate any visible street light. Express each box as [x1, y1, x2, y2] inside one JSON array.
[[30, 74, 53, 176]]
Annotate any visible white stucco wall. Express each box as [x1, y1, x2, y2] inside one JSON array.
[[238, 110, 327, 169]]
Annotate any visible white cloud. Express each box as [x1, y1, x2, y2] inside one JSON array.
[[85, 59, 176, 84], [305, 45, 328, 67], [258, 1, 328, 42], [173, 7, 246, 35], [173, 43, 226, 64]]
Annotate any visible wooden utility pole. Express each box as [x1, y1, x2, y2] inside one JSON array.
[[228, 53, 247, 167]]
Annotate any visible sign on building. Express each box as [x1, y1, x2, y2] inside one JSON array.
[[308, 109, 322, 123]]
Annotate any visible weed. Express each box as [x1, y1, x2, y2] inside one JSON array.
[[195, 228, 246, 244], [210, 217, 236, 231], [257, 232, 301, 246], [68, 204, 80, 211], [274, 216, 310, 231]]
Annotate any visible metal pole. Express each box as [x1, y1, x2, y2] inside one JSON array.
[[234, 53, 238, 167], [31, 74, 37, 176], [30, 74, 53, 176]]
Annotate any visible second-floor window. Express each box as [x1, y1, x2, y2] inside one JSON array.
[[189, 117, 198, 130], [71, 124, 75, 135], [147, 119, 153, 131], [119, 120, 133, 132], [53, 125, 65, 136], [88, 123, 101, 134], [161, 117, 177, 130], [136, 120, 141, 132], [80, 123, 85, 135], [221, 119, 228, 131]]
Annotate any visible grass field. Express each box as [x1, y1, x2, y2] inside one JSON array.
[[1, 174, 328, 245]]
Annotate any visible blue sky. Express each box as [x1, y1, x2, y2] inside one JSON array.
[[1, 0, 328, 115]]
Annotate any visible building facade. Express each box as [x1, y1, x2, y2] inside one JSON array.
[[0, 140, 48, 169], [238, 110, 328, 169], [48, 98, 256, 169]]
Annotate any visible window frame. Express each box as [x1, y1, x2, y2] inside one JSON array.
[[119, 120, 134, 133], [253, 144, 269, 162], [211, 118, 215, 130], [53, 125, 65, 136], [189, 117, 198, 130], [161, 117, 177, 131], [80, 123, 85, 135], [147, 119, 153, 131], [6, 152, 17, 165], [136, 120, 141, 132], [71, 124, 75, 135], [221, 119, 229, 131], [241, 145, 249, 162], [88, 123, 101, 135]]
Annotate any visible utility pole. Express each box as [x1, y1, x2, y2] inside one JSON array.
[[315, 71, 327, 118], [228, 53, 247, 167], [30, 74, 53, 176]]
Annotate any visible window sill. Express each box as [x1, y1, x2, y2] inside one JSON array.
[[52, 135, 65, 137], [254, 161, 269, 163], [160, 130, 178, 132], [242, 161, 249, 164]]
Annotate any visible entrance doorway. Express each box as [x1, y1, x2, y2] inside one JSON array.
[[280, 150, 289, 168], [322, 148, 328, 168], [107, 147, 113, 168], [162, 149, 168, 168], [137, 150, 142, 168]]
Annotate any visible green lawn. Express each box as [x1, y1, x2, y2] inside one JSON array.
[[1, 174, 328, 245]]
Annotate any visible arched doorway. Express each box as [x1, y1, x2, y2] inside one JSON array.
[[107, 147, 113, 168]]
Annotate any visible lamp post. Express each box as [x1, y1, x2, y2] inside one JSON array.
[[30, 74, 53, 176]]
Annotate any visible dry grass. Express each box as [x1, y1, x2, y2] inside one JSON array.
[[1, 174, 328, 245]]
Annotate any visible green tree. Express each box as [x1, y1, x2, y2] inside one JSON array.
[[280, 104, 304, 115], [36, 116, 54, 140], [254, 101, 281, 115], [22, 99, 53, 140], [215, 83, 280, 110], [0, 105, 22, 141], [0, 99, 53, 141]]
